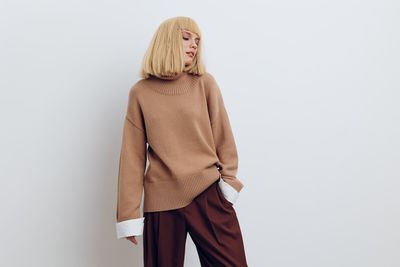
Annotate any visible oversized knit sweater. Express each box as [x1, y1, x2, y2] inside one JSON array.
[[115, 71, 244, 239]]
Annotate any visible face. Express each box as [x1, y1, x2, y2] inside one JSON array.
[[182, 30, 200, 67]]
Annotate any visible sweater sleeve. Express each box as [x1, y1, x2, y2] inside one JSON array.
[[206, 73, 244, 204], [115, 86, 147, 239]]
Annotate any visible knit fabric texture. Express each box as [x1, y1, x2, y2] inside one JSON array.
[[115, 71, 244, 238]]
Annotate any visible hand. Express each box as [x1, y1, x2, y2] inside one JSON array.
[[125, 236, 138, 245]]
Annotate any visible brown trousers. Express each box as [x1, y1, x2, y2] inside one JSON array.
[[143, 179, 248, 267]]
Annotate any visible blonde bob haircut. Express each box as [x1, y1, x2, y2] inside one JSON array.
[[140, 16, 206, 79]]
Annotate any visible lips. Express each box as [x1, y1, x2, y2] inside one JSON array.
[[186, 51, 195, 57]]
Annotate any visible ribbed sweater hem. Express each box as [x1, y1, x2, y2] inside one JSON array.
[[143, 165, 221, 212]]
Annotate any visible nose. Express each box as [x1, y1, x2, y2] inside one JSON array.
[[191, 40, 198, 49]]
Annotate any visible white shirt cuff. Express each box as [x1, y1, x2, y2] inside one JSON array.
[[116, 217, 145, 239]]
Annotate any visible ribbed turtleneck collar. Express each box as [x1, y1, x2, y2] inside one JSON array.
[[150, 71, 186, 81], [158, 71, 186, 80], [147, 71, 197, 95]]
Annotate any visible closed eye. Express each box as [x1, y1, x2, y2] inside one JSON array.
[[183, 36, 200, 45]]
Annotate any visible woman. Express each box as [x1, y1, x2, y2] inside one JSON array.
[[115, 16, 248, 266]]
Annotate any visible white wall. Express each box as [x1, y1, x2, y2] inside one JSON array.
[[1, 0, 399, 266]]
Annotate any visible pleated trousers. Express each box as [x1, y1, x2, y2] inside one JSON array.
[[143, 179, 248, 267]]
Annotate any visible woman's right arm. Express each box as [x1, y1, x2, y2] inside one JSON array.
[[115, 86, 147, 240]]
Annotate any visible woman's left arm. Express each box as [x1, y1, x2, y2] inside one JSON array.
[[206, 73, 244, 203]]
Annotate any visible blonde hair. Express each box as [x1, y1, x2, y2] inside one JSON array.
[[140, 16, 206, 79]]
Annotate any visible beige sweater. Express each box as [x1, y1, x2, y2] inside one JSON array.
[[115, 71, 244, 239]]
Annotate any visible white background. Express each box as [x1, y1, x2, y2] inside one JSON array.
[[1, 0, 399, 266]]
